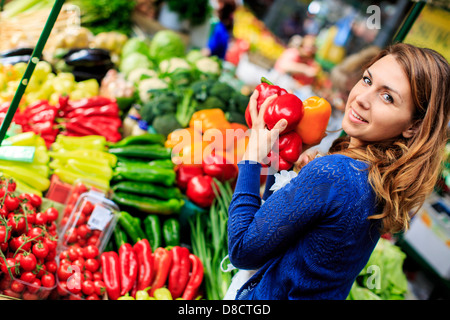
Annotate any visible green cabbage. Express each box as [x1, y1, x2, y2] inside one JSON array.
[[149, 30, 186, 64], [119, 52, 152, 77], [121, 37, 151, 59]]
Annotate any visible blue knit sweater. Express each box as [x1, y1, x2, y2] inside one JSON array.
[[228, 154, 381, 300]]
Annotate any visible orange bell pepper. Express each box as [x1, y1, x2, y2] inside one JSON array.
[[189, 109, 232, 133], [295, 96, 331, 145], [165, 127, 201, 149]]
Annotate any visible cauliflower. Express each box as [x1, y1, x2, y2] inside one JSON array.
[[195, 56, 221, 75], [138, 77, 168, 103], [127, 68, 158, 85], [159, 57, 191, 74]]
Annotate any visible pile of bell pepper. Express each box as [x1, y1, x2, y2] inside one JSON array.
[[49, 135, 117, 192], [0, 131, 50, 196], [57, 95, 122, 143], [165, 109, 246, 208], [102, 240, 204, 300], [244, 77, 331, 171], [108, 133, 184, 216]]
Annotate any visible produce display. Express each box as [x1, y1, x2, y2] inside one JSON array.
[[0, 0, 410, 301]]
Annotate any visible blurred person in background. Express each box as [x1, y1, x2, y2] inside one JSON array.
[[202, 0, 237, 59]]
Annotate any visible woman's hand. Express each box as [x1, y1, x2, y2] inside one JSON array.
[[294, 148, 320, 170], [242, 90, 288, 164]]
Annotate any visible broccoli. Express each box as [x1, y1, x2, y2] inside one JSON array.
[[190, 79, 216, 102], [196, 96, 226, 111], [209, 81, 235, 104], [152, 113, 183, 137], [140, 91, 179, 124], [229, 91, 250, 114]]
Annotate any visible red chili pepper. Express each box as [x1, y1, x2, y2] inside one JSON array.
[[66, 96, 115, 111], [63, 121, 98, 136], [119, 243, 139, 296], [66, 115, 122, 130], [268, 131, 303, 171], [245, 77, 288, 128], [65, 103, 119, 118], [168, 246, 191, 299], [149, 247, 172, 297], [202, 154, 238, 182], [181, 254, 204, 300], [29, 121, 55, 135], [175, 164, 204, 191], [185, 175, 218, 208], [100, 251, 121, 300], [133, 239, 154, 292]]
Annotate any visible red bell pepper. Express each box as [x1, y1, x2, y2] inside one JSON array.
[[168, 246, 191, 299], [175, 164, 204, 191], [268, 131, 303, 171], [245, 77, 288, 128], [185, 175, 218, 208], [263, 93, 304, 133], [118, 243, 139, 296], [100, 251, 121, 300], [149, 247, 172, 297], [133, 239, 154, 292], [181, 254, 204, 300], [202, 154, 238, 182]]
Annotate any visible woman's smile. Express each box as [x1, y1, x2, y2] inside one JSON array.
[[349, 108, 368, 123]]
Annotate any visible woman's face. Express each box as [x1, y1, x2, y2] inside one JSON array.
[[342, 54, 416, 147]]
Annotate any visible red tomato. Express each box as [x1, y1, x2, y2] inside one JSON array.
[[76, 212, 87, 226], [32, 241, 49, 259], [66, 274, 82, 294], [4, 194, 20, 211], [18, 193, 32, 203], [41, 273, 55, 288], [77, 224, 90, 239], [22, 291, 39, 300], [35, 263, 47, 278], [72, 257, 85, 271], [35, 211, 48, 225], [67, 247, 79, 261], [45, 260, 58, 274], [27, 227, 44, 242], [84, 258, 99, 273], [0, 225, 11, 243], [57, 263, 73, 281], [87, 235, 99, 247], [45, 207, 59, 222], [93, 280, 106, 296], [85, 294, 100, 300], [83, 245, 99, 259], [43, 237, 57, 252], [29, 194, 42, 208], [92, 271, 103, 281], [83, 270, 93, 281], [10, 280, 25, 293], [0, 207, 8, 218], [9, 234, 31, 252], [25, 211, 36, 224], [81, 201, 94, 215], [81, 279, 95, 296], [56, 280, 69, 296], [64, 228, 78, 244], [20, 271, 37, 284], [27, 278, 41, 294], [73, 182, 88, 195], [17, 253, 37, 272]]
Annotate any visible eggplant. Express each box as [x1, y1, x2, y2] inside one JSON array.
[[64, 48, 112, 67], [0, 55, 32, 65], [0, 47, 35, 58]]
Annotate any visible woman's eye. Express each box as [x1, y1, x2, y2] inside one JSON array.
[[382, 93, 394, 103], [362, 76, 371, 85]]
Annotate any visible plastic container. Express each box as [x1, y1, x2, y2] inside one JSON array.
[[57, 190, 119, 254], [0, 272, 55, 300]]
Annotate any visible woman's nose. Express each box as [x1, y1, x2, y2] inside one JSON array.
[[354, 89, 372, 110]]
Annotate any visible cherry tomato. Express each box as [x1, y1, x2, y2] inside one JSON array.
[[68, 292, 83, 300], [85, 294, 100, 300], [25, 278, 41, 294], [32, 241, 49, 259], [75, 212, 87, 226], [72, 257, 85, 271], [83, 269, 93, 281], [81, 279, 95, 296], [22, 291, 39, 300], [81, 201, 94, 215], [45, 207, 59, 222], [29, 194, 42, 208], [9, 234, 31, 252], [83, 245, 99, 259], [2, 288, 21, 299], [84, 258, 99, 273], [67, 247, 79, 261], [41, 273, 55, 288], [43, 237, 57, 252], [0, 207, 8, 218], [10, 280, 25, 293], [18, 193, 32, 203], [73, 182, 88, 195], [35, 263, 47, 278], [45, 249, 57, 262], [20, 271, 37, 283], [92, 271, 103, 281], [0, 225, 11, 243], [64, 228, 78, 244], [17, 253, 37, 272], [4, 194, 20, 211], [35, 211, 48, 225], [66, 274, 82, 294], [77, 224, 90, 239], [45, 260, 57, 274], [93, 280, 106, 296], [57, 263, 73, 281], [27, 227, 44, 242], [56, 280, 69, 296], [25, 211, 36, 224], [87, 235, 99, 247]]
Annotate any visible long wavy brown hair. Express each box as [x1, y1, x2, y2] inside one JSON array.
[[328, 43, 450, 234]]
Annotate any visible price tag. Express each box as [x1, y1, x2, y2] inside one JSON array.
[[87, 205, 113, 231]]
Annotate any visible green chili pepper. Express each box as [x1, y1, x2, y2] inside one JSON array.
[[109, 133, 166, 148], [113, 164, 176, 187], [113, 225, 128, 248], [135, 286, 151, 300], [153, 287, 173, 300], [117, 211, 140, 244], [112, 181, 182, 199], [108, 145, 172, 160], [112, 192, 184, 215], [144, 215, 161, 251], [162, 218, 180, 247]]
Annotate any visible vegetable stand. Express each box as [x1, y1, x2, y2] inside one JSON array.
[[0, 0, 413, 301]]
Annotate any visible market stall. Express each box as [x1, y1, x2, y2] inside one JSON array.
[[0, 0, 448, 302]]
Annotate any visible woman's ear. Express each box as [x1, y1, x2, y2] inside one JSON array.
[[402, 120, 421, 138]]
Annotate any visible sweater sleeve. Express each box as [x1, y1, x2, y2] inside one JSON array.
[[228, 156, 355, 270]]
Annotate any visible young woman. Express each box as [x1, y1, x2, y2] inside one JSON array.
[[227, 43, 450, 300]]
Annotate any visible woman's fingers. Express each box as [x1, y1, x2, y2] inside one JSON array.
[[249, 90, 259, 123]]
